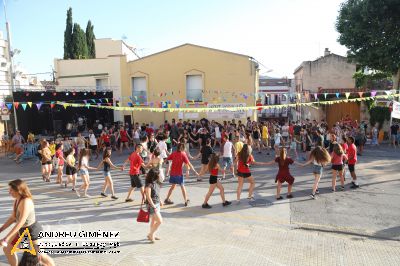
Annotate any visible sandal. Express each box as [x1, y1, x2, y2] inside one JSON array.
[[164, 199, 173, 205], [286, 194, 293, 199], [184, 199, 190, 207], [276, 196, 283, 200]]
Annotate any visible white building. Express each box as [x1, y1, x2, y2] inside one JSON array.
[[54, 38, 139, 122], [258, 76, 294, 120], [0, 31, 10, 97]]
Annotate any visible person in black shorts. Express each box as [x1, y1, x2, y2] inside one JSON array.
[[122, 145, 146, 202], [194, 139, 214, 182], [201, 154, 231, 209]]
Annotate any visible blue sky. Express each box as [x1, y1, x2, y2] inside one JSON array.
[[1, 0, 347, 79]]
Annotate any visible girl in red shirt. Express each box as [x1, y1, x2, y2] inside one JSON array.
[[202, 153, 231, 209], [235, 144, 267, 203], [100, 130, 111, 150], [119, 126, 132, 154], [265, 148, 302, 200]]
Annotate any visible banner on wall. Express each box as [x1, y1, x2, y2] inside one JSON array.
[[207, 103, 247, 119], [184, 112, 200, 119], [392, 101, 400, 119]]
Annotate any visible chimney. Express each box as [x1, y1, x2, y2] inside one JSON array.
[[324, 48, 330, 56]]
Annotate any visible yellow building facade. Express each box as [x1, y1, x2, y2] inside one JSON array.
[[122, 44, 259, 125], [55, 41, 259, 126]]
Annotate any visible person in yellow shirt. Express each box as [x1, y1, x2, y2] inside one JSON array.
[[261, 122, 269, 149], [234, 136, 244, 157], [49, 140, 56, 156]]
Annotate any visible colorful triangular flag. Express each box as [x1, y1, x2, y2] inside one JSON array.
[[36, 103, 42, 110], [14, 102, 19, 109], [345, 92, 350, 99]]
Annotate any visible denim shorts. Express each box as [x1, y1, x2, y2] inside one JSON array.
[[313, 165, 323, 175], [148, 202, 160, 215], [223, 157, 233, 168], [103, 171, 111, 178], [169, 175, 184, 185], [78, 169, 89, 176]]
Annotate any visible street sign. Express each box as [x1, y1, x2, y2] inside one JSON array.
[[1, 107, 9, 115], [1, 114, 10, 121]]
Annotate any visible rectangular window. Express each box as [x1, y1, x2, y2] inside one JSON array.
[[132, 77, 147, 104], [186, 75, 203, 102], [95, 78, 108, 91]]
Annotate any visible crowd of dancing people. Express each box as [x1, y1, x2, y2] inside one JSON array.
[[0, 115, 385, 257], [5, 116, 369, 203]]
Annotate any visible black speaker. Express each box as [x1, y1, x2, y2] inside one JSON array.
[[53, 120, 63, 133]]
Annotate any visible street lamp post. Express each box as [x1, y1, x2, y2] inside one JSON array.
[[3, 0, 18, 131]]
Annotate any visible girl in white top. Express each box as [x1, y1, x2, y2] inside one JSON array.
[[281, 123, 289, 142], [88, 130, 99, 159], [288, 135, 301, 160], [77, 148, 97, 198], [75, 133, 87, 156], [274, 129, 282, 155], [222, 136, 236, 179], [156, 133, 170, 176], [213, 125, 222, 148], [132, 127, 141, 145]]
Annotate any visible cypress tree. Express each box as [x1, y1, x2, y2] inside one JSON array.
[[72, 23, 88, 59], [86, 20, 96, 58], [63, 8, 73, 59]]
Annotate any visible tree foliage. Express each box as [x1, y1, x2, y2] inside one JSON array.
[[86, 20, 96, 58], [71, 23, 88, 59], [336, 0, 400, 76], [63, 8, 96, 59], [353, 71, 392, 88], [369, 106, 391, 129], [63, 8, 73, 59]]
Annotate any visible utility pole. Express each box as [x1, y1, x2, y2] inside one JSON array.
[[3, 0, 18, 131]]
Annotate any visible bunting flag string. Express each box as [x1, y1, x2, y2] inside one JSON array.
[[1, 90, 397, 111], [52, 94, 400, 113]]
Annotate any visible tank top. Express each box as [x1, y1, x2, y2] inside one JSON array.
[[150, 159, 162, 171], [210, 167, 218, 176], [120, 130, 128, 141], [15, 199, 36, 227], [252, 130, 260, 139], [104, 160, 110, 172]]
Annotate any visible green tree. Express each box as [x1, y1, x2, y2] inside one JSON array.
[[336, 0, 400, 90], [86, 20, 96, 58], [71, 23, 88, 59], [63, 7, 73, 59]]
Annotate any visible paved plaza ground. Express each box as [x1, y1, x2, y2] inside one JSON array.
[[0, 145, 400, 265]]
